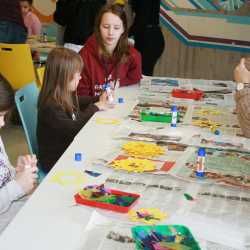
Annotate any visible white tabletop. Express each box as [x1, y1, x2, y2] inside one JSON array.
[[0, 83, 249, 250]]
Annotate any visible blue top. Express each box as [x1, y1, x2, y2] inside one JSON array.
[[171, 105, 177, 112], [198, 148, 206, 157], [74, 153, 82, 161]]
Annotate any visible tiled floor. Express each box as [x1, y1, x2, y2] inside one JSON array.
[[0, 124, 29, 166]]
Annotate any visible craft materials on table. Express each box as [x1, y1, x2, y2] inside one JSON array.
[[131, 225, 201, 250], [128, 208, 167, 225], [74, 184, 140, 213], [95, 117, 121, 125], [122, 141, 165, 158], [172, 88, 204, 100], [110, 157, 156, 172]]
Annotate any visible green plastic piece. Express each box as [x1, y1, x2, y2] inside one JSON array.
[[140, 110, 179, 123]]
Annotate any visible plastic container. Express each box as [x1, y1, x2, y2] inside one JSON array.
[[140, 110, 172, 123], [74, 189, 140, 213], [196, 148, 206, 177], [172, 88, 204, 100], [171, 105, 178, 127], [131, 225, 201, 250]]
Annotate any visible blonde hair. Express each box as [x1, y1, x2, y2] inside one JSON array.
[[38, 48, 83, 114]]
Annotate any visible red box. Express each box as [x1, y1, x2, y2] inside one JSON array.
[[172, 89, 204, 100], [74, 189, 140, 213]]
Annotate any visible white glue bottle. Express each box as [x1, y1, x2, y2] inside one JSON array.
[[195, 148, 206, 177]]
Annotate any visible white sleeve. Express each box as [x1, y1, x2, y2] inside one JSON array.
[[0, 180, 25, 214]]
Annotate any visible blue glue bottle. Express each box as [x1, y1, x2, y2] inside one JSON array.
[[196, 148, 206, 177], [171, 105, 178, 127], [74, 153, 83, 169]]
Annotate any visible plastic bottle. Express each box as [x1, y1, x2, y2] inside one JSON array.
[[104, 83, 115, 105], [195, 148, 206, 177], [171, 105, 178, 127], [74, 153, 83, 169]]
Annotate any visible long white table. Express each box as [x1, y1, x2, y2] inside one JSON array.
[[0, 85, 140, 250], [0, 84, 249, 250]]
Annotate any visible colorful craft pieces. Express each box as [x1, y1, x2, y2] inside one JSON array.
[[131, 225, 201, 250], [49, 169, 85, 187], [128, 208, 167, 225], [74, 184, 140, 213], [110, 158, 156, 172], [122, 141, 165, 158]]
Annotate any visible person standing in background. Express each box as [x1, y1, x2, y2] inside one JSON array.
[[20, 0, 42, 36], [53, 0, 106, 52], [0, 0, 27, 43], [129, 0, 165, 76]]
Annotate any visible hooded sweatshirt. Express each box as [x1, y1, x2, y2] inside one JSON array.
[[77, 35, 142, 97]]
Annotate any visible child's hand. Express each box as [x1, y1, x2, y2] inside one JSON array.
[[15, 166, 38, 194], [234, 58, 250, 83], [16, 154, 37, 172]]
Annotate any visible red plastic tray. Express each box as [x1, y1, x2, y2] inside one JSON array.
[[172, 89, 204, 100], [74, 189, 140, 213]]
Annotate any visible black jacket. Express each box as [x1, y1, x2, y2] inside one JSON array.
[[37, 96, 99, 173], [54, 0, 106, 45]]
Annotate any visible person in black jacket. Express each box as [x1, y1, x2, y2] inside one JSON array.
[[37, 48, 108, 173], [129, 0, 165, 76], [53, 0, 106, 50]]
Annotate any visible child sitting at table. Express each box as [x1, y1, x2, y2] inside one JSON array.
[[0, 74, 38, 234], [37, 48, 109, 173], [234, 57, 250, 138], [20, 0, 41, 36], [77, 3, 142, 97]]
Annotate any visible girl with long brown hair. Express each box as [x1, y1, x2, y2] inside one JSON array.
[[77, 3, 142, 97], [37, 48, 108, 173]]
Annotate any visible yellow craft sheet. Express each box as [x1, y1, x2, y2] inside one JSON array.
[[110, 157, 156, 172], [49, 169, 85, 187], [95, 117, 121, 125], [128, 208, 167, 225], [122, 141, 165, 158]]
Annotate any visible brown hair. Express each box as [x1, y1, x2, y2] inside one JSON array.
[[95, 3, 129, 63], [20, 0, 33, 5], [38, 48, 83, 114], [0, 74, 14, 112]]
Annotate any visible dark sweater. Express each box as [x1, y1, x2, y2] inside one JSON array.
[[0, 0, 25, 27], [37, 96, 99, 173]]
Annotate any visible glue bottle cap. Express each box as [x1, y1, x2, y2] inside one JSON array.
[[198, 148, 206, 157], [74, 153, 82, 161], [171, 105, 177, 112]]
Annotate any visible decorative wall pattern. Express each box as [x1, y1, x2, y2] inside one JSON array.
[[160, 0, 250, 52]]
